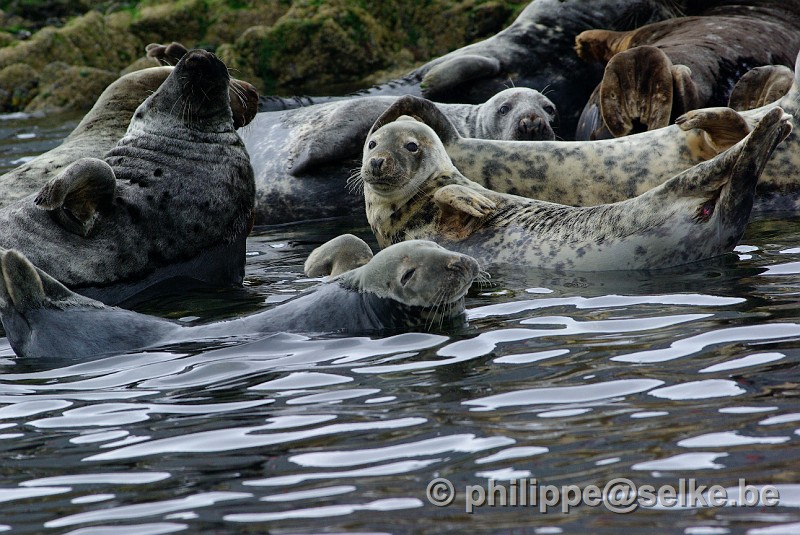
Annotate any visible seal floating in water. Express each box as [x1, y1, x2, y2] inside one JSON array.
[[0, 50, 255, 304], [575, 1, 800, 139], [241, 87, 557, 223], [360, 108, 790, 270], [0, 241, 479, 359], [255, 0, 681, 138]]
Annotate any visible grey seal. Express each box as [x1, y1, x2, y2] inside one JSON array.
[[0, 49, 255, 305], [257, 0, 681, 138], [0, 66, 259, 210], [240, 87, 556, 223], [574, 2, 800, 139], [360, 108, 790, 270], [304, 234, 374, 277], [0, 241, 480, 359]]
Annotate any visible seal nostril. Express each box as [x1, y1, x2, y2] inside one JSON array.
[[519, 118, 531, 133], [371, 157, 385, 174]]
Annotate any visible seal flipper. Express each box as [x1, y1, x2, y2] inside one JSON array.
[[434, 183, 497, 241], [676, 107, 751, 158], [728, 65, 794, 111], [420, 55, 501, 100], [304, 234, 374, 277], [599, 46, 675, 137], [369, 95, 461, 147], [146, 42, 190, 66], [34, 157, 116, 237]]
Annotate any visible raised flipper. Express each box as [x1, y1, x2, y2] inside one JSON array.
[[676, 107, 751, 158], [599, 46, 675, 136], [304, 234, 374, 277], [671, 64, 701, 118], [34, 158, 116, 237], [728, 65, 794, 111], [574, 29, 633, 64], [665, 107, 790, 227], [146, 42, 190, 66], [434, 184, 497, 241], [421, 55, 501, 100], [369, 95, 462, 147]]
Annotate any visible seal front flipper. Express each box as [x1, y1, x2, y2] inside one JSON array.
[[34, 157, 116, 237], [599, 46, 675, 137], [146, 42, 190, 66], [304, 234, 374, 277], [434, 184, 497, 241], [421, 55, 501, 100], [728, 65, 794, 112], [676, 107, 751, 159], [369, 95, 461, 147]]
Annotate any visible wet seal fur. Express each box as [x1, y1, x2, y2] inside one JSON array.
[[240, 87, 556, 224], [575, 1, 800, 139], [0, 50, 255, 305], [0, 241, 479, 359], [0, 66, 258, 210], [360, 109, 790, 270], [258, 0, 681, 138]]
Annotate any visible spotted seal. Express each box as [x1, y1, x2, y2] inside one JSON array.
[[0, 49, 255, 305], [240, 87, 556, 223], [360, 108, 790, 270], [574, 1, 800, 139], [0, 66, 258, 210], [256, 0, 681, 138], [0, 241, 479, 359]]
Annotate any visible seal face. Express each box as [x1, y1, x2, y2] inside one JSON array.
[[0, 50, 255, 305], [361, 109, 791, 271], [0, 242, 479, 359]]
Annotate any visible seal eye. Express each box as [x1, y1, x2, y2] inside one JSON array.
[[543, 104, 555, 115], [400, 268, 416, 286], [498, 105, 510, 115], [405, 141, 418, 153], [368, 140, 376, 150]]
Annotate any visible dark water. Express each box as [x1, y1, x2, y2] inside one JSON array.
[[0, 114, 799, 535]]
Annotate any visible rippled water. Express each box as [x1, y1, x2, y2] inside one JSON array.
[[0, 114, 799, 535]]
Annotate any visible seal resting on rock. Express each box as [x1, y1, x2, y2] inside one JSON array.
[[0, 241, 480, 359], [0, 66, 258, 210], [0, 49, 255, 305], [574, 1, 800, 139], [240, 87, 557, 223], [253, 0, 681, 138], [359, 108, 790, 270]]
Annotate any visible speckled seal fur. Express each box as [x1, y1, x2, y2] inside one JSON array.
[[0, 66, 258, 210], [0, 50, 255, 305], [0, 241, 479, 359], [240, 87, 556, 224], [259, 0, 681, 138], [361, 109, 790, 271]]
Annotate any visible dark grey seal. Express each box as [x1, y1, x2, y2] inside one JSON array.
[[0, 241, 479, 360], [0, 50, 255, 305]]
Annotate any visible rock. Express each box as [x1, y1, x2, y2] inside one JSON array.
[[24, 61, 117, 114], [0, 62, 39, 111]]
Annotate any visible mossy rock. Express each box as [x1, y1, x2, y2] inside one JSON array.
[[129, 0, 210, 49], [24, 61, 117, 113], [0, 62, 39, 111], [203, 0, 290, 44]]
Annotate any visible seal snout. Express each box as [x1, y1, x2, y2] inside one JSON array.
[[518, 115, 553, 140], [370, 157, 385, 175], [446, 253, 480, 281]]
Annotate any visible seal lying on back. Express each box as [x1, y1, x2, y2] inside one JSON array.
[[0, 66, 259, 210], [241, 87, 556, 223], [575, 1, 800, 139], [0, 50, 255, 305], [257, 0, 680, 138], [360, 108, 790, 270], [0, 241, 479, 359]]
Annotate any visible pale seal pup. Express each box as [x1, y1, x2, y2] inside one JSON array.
[[0, 50, 255, 305], [359, 108, 790, 270], [240, 87, 556, 223], [0, 241, 479, 359], [574, 1, 800, 139], [256, 0, 681, 138], [0, 66, 259, 210]]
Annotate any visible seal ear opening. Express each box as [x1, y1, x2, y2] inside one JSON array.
[[34, 157, 117, 237], [368, 95, 461, 146]]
